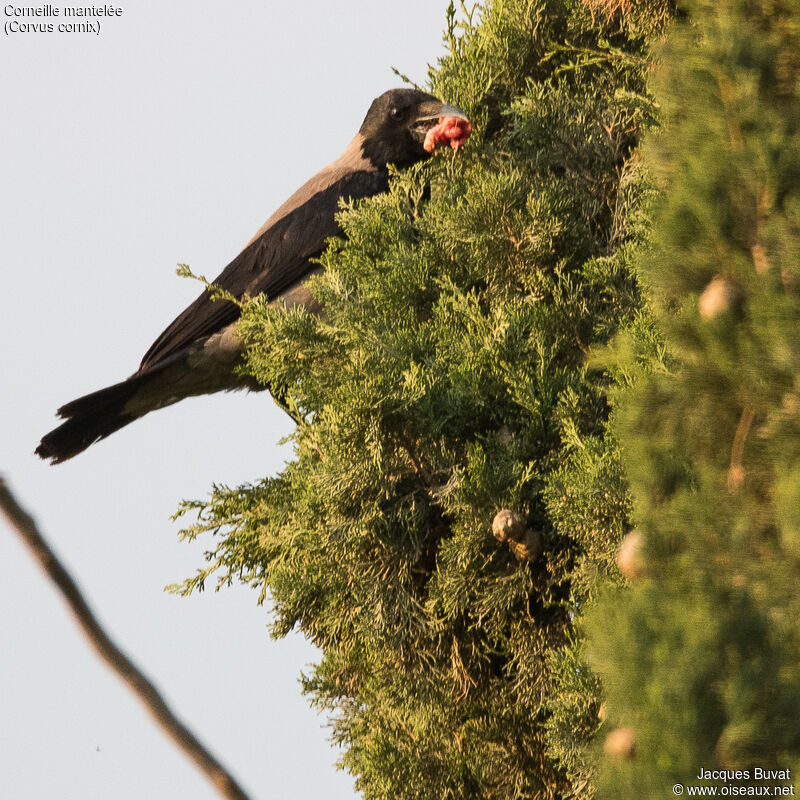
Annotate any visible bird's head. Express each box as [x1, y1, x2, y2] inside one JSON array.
[[358, 88, 471, 169]]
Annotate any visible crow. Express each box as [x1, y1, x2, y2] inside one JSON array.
[[36, 89, 471, 464]]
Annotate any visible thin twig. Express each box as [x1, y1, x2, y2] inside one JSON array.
[[0, 477, 251, 800], [728, 405, 755, 493]]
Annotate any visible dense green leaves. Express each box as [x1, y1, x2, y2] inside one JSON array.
[[172, 1, 669, 797]]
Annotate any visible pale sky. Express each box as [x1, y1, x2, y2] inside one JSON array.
[[1, 2, 452, 797]]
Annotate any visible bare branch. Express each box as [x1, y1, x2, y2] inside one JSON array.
[[0, 477, 251, 800]]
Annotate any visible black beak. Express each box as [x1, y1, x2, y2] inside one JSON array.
[[414, 101, 470, 123], [410, 100, 470, 140]]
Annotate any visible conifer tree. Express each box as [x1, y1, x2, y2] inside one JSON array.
[[172, 1, 669, 797], [586, 1, 800, 797]]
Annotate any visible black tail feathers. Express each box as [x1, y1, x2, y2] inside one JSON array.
[[36, 377, 145, 464]]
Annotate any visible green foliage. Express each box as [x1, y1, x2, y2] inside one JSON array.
[[586, 1, 800, 796], [172, 1, 668, 797]]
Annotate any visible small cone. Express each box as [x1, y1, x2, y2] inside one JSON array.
[[510, 529, 543, 562], [604, 727, 636, 759], [698, 277, 742, 321], [497, 425, 514, 446], [616, 531, 643, 579], [492, 509, 526, 543]]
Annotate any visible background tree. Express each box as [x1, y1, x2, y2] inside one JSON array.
[[173, 1, 671, 797], [586, 0, 800, 796]]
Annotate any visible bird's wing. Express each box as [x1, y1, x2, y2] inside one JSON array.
[[139, 169, 388, 372]]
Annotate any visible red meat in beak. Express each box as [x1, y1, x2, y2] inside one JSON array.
[[424, 116, 473, 153]]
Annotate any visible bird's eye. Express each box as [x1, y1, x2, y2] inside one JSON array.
[[390, 107, 404, 121]]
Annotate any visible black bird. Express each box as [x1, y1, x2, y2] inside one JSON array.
[[36, 89, 471, 464]]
